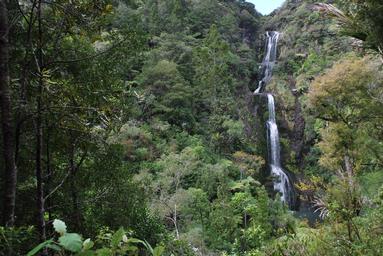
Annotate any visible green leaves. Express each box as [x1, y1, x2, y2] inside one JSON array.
[[111, 228, 125, 248], [309, 55, 383, 171], [318, 1, 383, 55], [153, 246, 165, 256], [28, 220, 83, 255], [26, 240, 54, 256], [83, 238, 95, 250], [59, 233, 83, 253], [94, 248, 112, 256], [28, 220, 163, 255]]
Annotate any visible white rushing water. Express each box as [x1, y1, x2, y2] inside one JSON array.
[[256, 32, 294, 206], [267, 94, 294, 205], [254, 31, 280, 94]]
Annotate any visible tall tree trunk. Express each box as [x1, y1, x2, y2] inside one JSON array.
[[70, 142, 82, 231], [45, 122, 52, 222], [15, 0, 37, 165], [35, 0, 46, 246], [0, 0, 17, 228], [35, 104, 46, 243]]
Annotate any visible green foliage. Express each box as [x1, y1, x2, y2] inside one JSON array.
[[309, 55, 383, 171], [27, 240, 55, 256], [139, 59, 194, 128], [163, 239, 195, 256], [0, 226, 35, 255], [359, 171, 383, 198], [59, 233, 83, 253], [9, 0, 383, 255], [28, 220, 164, 256], [332, 0, 383, 54], [252, 187, 273, 236]]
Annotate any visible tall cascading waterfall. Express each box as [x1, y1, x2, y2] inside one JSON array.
[[255, 31, 295, 207], [267, 94, 294, 206], [254, 31, 280, 94]]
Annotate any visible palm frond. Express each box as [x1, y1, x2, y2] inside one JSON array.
[[313, 3, 351, 24], [312, 196, 330, 219]]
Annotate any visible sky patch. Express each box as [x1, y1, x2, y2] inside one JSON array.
[[247, 0, 285, 15]]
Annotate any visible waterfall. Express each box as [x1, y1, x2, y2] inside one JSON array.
[[267, 94, 294, 206], [256, 32, 294, 207], [254, 31, 280, 94]]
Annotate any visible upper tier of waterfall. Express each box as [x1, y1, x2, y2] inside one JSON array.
[[254, 31, 280, 94]]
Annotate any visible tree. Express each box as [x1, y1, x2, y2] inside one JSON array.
[[0, 0, 17, 228], [316, 1, 383, 56], [233, 151, 265, 180], [308, 55, 383, 171], [139, 60, 194, 129], [149, 147, 200, 239], [207, 186, 242, 251], [181, 188, 210, 232], [4, 0, 147, 245]]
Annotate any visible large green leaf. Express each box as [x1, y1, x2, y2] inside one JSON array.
[[126, 238, 144, 244], [46, 243, 62, 251], [59, 233, 83, 253], [153, 245, 165, 256], [26, 240, 53, 256], [141, 240, 153, 253], [83, 238, 94, 250], [111, 228, 125, 248]]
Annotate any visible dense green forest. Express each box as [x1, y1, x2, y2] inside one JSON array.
[[0, 0, 383, 255]]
